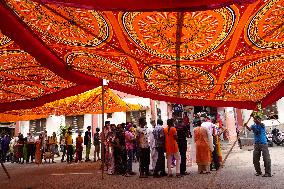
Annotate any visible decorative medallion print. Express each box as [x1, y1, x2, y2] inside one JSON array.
[[66, 52, 135, 85], [224, 54, 284, 101], [7, 0, 110, 47], [144, 65, 215, 97], [247, 0, 284, 49], [0, 32, 12, 47], [0, 50, 74, 103], [122, 7, 235, 60]]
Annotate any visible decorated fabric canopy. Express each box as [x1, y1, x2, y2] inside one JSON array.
[[0, 87, 142, 122], [0, 0, 283, 111]]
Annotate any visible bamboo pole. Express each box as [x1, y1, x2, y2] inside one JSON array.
[[101, 81, 105, 179], [271, 114, 281, 125], [207, 114, 253, 188], [1, 162, 10, 179]]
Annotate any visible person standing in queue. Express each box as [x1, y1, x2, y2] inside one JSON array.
[[27, 133, 35, 163], [153, 119, 166, 177], [65, 127, 73, 164], [164, 119, 181, 178], [137, 117, 150, 178], [84, 126, 92, 162], [176, 119, 190, 175]]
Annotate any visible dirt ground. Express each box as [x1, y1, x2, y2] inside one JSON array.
[[0, 144, 283, 189]]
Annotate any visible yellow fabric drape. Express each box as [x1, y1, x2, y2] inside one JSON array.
[[0, 87, 142, 122]]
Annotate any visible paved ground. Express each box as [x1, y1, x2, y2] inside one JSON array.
[[0, 144, 283, 189]]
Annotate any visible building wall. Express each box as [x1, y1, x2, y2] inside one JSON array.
[[106, 112, 127, 126], [123, 97, 152, 128], [276, 97, 284, 124], [46, 115, 65, 137], [150, 99, 156, 122], [242, 109, 254, 126], [93, 112, 127, 132], [159, 101, 168, 126], [15, 122, 20, 136], [19, 121, 29, 137], [83, 114, 93, 134], [225, 107, 237, 141]]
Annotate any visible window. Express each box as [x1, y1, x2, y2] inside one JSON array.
[[107, 113, 112, 119], [65, 115, 84, 133], [29, 118, 46, 135]]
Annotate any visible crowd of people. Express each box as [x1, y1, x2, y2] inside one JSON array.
[[0, 131, 59, 164], [0, 113, 226, 178]]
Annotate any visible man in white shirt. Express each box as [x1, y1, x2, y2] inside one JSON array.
[[201, 116, 218, 170], [201, 117, 214, 135], [137, 117, 150, 178], [149, 120, 157, 172], [153, 119, 166, 177]]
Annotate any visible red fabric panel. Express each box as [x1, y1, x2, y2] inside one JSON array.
[[32, 0, 257, 11], [0, 2, 102, 86], [261, 80, 284, 108], [0, 85, 99, 113], [108, 82, 257, 110]]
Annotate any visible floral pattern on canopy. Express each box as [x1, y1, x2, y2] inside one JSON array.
[[0, 87, 142, 122], [0, 0, 283, 112], [0, 30, 83, 104], [0, 30, 102, 112]]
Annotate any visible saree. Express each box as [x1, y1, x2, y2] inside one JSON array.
[[194, 127, 212, 166], [35, 140, 42, 164], [216, 136, 222, 162], [214, 124, 223, 162]]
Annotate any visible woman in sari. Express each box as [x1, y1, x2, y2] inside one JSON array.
[[211, 121, 225, 170], [215, 115, 224, 162], [35, 134, 43, 165], [193, 120, 214, 174]]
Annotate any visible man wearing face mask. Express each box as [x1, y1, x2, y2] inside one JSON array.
[[244, 115, 272, 177]]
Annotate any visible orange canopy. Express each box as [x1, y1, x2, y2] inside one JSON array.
[[0, 0, 283, 111]]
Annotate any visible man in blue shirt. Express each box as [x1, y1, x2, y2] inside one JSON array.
[[245, 116, 271, 177]]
